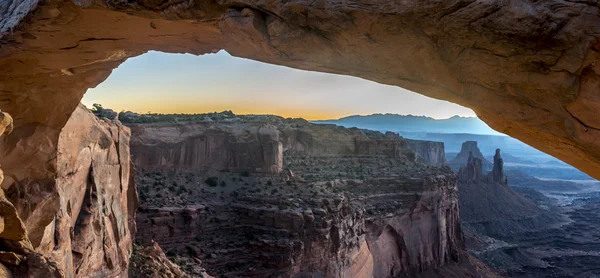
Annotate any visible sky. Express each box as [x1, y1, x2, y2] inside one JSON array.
[[83, 50, 476, 120]]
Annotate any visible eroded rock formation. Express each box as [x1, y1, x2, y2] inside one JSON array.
[[457, 148, 558, 237], [129, 240, 210, 278], [0, 105, 136, 277], [132, 115, 497, 277], [490, 149, 508, 185], [130, 116, 416, 175], [41, 104, 136, 277], [2, 0, 600, 181], [0, 111, 63, 277], [449, 141, 491, 170]]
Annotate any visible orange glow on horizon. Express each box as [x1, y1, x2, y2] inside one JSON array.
[[84, 100, 348, 121]]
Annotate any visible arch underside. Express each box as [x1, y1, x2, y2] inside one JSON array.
[[1, 0, 600, 182]]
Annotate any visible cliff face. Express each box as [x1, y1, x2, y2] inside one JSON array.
[[407, 139, 447, 167], [48, 105, 136, 277], [0, 105, 136, 277], [136, 169, 462, 277], [130, 122, 282, 174], [131, 117, 497, 277], [3, 105, 136, 277], [130, 117, 416, 175]]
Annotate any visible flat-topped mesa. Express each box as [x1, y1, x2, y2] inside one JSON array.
[[457, 152, 483, 182], [449, 141, 491, 171], [488, 149, 508, 185], [130, 117, 417, 175]]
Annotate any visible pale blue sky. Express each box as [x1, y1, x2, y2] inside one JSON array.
[[83, 50, 476, 120]]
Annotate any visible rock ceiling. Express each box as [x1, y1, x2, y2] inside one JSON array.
[[1, 0, 600, 180]]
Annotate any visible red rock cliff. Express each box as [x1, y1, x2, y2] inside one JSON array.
[[131, 117, 494, 277], [130, 122, 283, 174], [3, 105, 137, 277]]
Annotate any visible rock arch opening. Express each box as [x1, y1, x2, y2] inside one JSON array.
[[2, 0, 600, 277], [1, 0, 600, 179]]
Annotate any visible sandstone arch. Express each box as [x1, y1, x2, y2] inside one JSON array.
[[5, 2, 600, 276], [1, 0, 600, 186], [0, 0, 600, 182]]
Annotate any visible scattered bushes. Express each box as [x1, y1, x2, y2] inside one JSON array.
[[205, 177, 218, 187]]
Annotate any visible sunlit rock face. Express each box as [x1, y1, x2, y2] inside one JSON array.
[[9, 105, 137, 277], [2, 0, 600, 180]]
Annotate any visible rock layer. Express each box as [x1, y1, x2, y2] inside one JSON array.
[[130, 122, 283, 174], [136, 169, 463, 277], [130, 116, 416, 174]]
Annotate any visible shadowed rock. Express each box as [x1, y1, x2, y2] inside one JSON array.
[[489, 149, 508, 185], [449, 141, 491, 171]]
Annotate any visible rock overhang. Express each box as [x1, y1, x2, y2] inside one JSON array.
[[1, 0, 600, 180]]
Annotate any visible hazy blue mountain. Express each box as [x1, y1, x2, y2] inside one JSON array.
[[314, 114, 501, 135]]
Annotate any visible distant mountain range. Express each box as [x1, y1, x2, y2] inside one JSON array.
[[314, 114, 502, 135]]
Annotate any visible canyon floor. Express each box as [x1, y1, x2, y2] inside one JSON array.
[[469, 189, 600, 278]]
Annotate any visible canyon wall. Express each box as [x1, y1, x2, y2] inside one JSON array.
[[407, 139, 447, 167], [130, 117, 416, 174], [131, 117, 499, 277], [3, 105, 136, 277], [136, 175, 463, 277], [130, 122, 282, 174]]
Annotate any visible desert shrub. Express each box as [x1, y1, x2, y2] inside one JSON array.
[[240, 171, 250, 177], [266, 180, 273, 186], [205, 177, 218, 187], [90, 103, 117, 120], [220, 181, 227, 187]]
